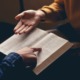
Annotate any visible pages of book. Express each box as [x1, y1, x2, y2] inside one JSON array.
[[0, 28, 73, 75], [0, 28, 47, 55], [32, 33, 73, 74]]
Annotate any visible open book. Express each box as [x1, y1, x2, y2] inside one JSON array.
[[0, 28, 73, 75]]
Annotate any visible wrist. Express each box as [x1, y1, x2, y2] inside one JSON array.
[[36, 10, 46, 21]]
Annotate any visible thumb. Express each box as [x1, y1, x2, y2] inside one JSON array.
[[15, 12, 24, 20]]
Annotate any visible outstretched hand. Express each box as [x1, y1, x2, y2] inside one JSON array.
[[14, 10, 45, 34]]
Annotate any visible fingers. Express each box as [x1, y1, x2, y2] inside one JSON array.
[[19, 26, 29, 34], [31, 48, 42, 52], [30, 48, 42, 57], [15, 12, 24, 20], [24, 26, 33, 33], [15, 25, 25, 34], [14, 21, 22, 31], [14, 24, 34, 34]]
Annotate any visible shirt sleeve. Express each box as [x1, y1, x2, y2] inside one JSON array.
[[40, 0, 66, 21], [0, 52, 25, 80]]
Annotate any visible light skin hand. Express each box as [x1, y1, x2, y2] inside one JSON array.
[[16, 47, 41, 69], [14, 10, 45, 34]]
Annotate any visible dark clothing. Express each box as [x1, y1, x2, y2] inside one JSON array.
[[0, 52, 25, 80], [0, 22, 14, 43], [58, 23, 80, 42]]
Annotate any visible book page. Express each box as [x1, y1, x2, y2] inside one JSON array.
[[0, 28, 73, 75], [0, 28, 48, 55], [32, 33, 73, 74]]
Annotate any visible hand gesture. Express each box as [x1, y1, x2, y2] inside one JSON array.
[[14, 10, 45, 34]]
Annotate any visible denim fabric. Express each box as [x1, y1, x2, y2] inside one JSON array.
[[0, 52, 25, 80]]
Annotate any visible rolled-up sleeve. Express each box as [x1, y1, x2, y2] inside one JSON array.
[[40, 0, 66, 21]]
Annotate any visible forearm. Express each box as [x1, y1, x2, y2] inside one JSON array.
[[40, 0, 66, 22], [0, 52, 25, 80]]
